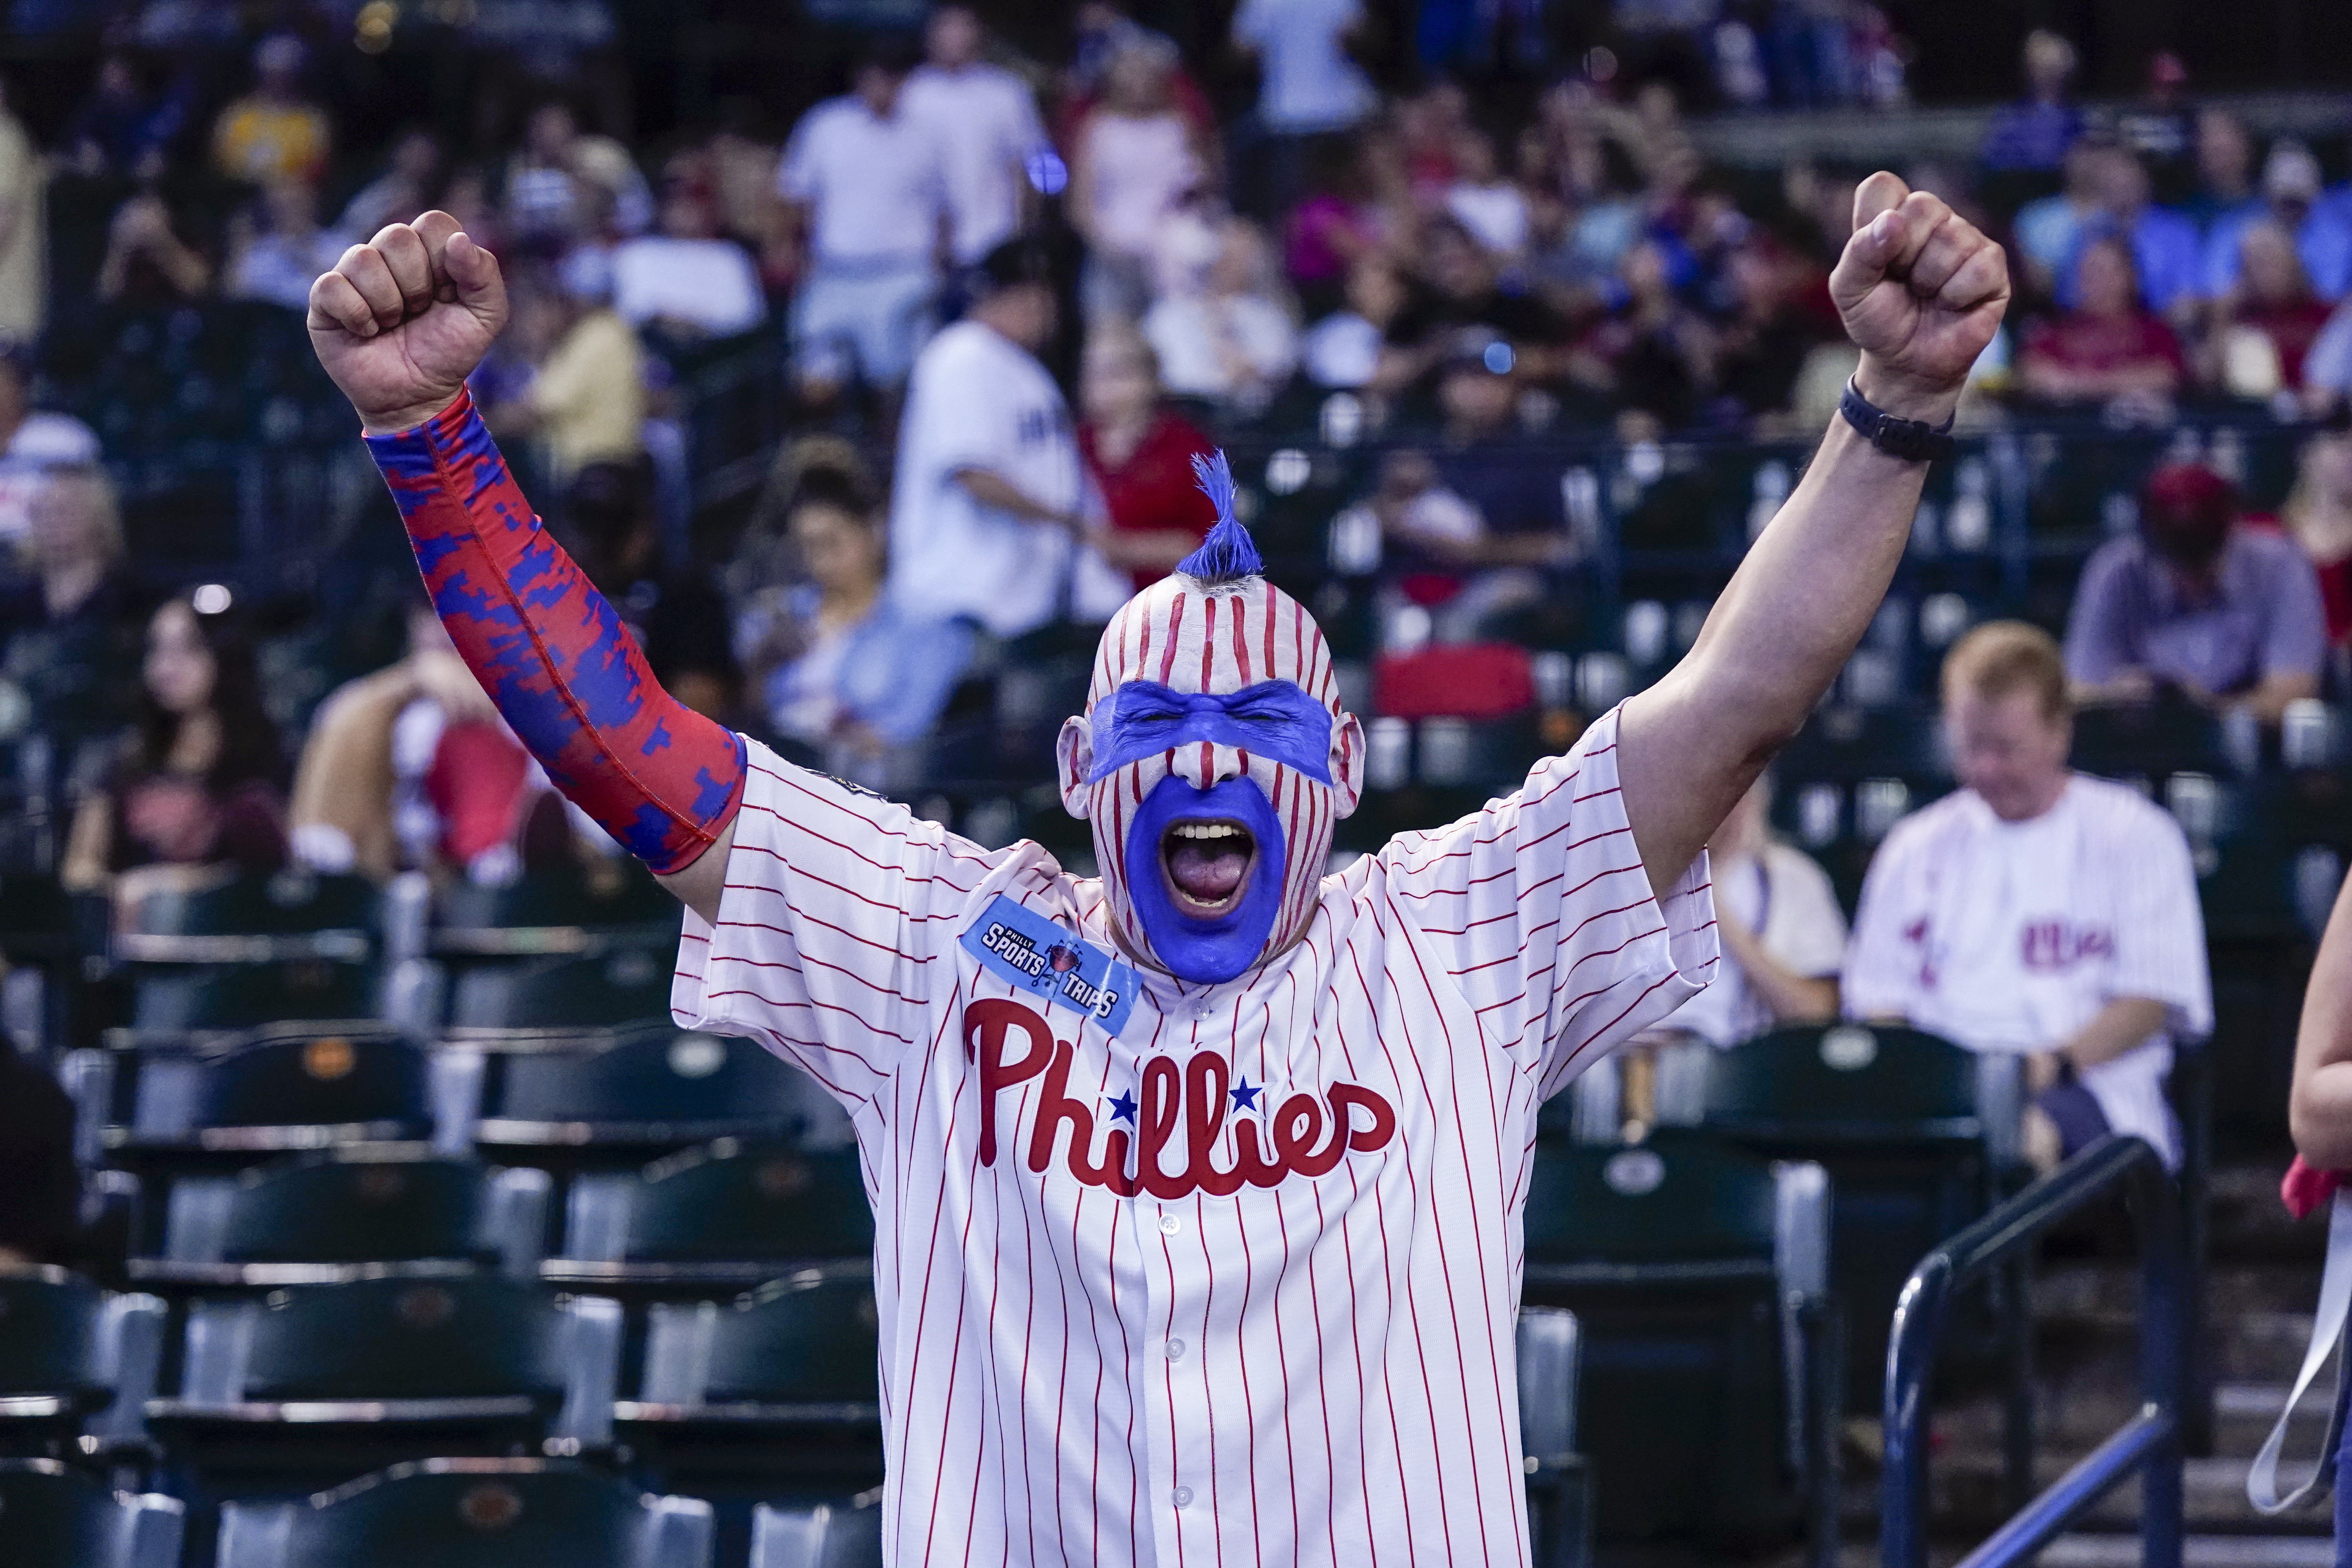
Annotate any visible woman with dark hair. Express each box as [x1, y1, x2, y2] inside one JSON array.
[[2018, 233, 2185, 408], [62, 592, 288, 906]]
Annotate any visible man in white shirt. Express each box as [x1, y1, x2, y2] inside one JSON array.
[[778, 38, 949, 403], [612, 180, 765, 339], [887, 239, 1127, 638], [899, 6, 1046, 267], [1231, 0, 1377, 216], [1845, 622, 2213, 1168]]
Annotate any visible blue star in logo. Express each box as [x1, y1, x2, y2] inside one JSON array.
[[1230, 1076, 1262, 1112], [1106, 1089, 1138, 1124]]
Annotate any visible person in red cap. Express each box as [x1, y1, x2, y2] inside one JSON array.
[[2065, 461, 2328, 724]]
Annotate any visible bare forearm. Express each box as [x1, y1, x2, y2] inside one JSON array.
[[2056, 995, 2169, 1072], [2292, 878, 2352, 1167], [954, 466, 1074, 528], [1721, 924, 1839, 1022], [2238, 671, 2319, 726], [1620, 395, 1933, 893]]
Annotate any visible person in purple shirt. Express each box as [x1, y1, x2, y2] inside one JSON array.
[[2065, 462, 2328, 724]]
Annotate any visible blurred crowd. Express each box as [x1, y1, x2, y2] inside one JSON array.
[[0, 2, 2343, 951]]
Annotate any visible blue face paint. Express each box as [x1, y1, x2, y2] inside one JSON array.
[[1123, 775, 1287, 985], [1089, 680, 1333, 785]]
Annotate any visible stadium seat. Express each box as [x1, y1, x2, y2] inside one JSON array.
[[1519, 1130, 1835, 1562], [215, 1458, 712, 1568], [750, 1494, 883, 1568], [1516, 1307, 1592, 1568], [446, 950, 677, 1032], [149, 1276, 621, 1483], [113, 873, 383, 1035], [0, 1269, 167, 1455], [463, 1026, 829, 1164], [1703, 1023, 2023, 1412], [131, 1148, 549, 1292], [617, 1269, 883, 1492], [0, 1458, 185, 1568], [544, 1142, 873, 1300], [432, 867, 679, 955]]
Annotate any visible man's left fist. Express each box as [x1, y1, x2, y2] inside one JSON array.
[[1828, 171, 2011, 424]]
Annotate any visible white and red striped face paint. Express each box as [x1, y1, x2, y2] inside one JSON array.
[[1058, 571, 1365, 981]]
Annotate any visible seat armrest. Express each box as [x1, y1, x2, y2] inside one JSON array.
[[555, 1294, 623, 1447], [90, 1292, 170, 1445], [647, 1494, 716, 1568], [488, 1166, 552, 1276], [124, 1492, 188, 1568]]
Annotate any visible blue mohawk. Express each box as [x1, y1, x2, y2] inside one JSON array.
[[1174, 450, 1264, 584]]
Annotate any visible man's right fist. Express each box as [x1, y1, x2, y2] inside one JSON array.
[[307, 212, 507, 436]]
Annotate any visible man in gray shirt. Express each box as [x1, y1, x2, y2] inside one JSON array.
[[2065, 461, 2327, 723]]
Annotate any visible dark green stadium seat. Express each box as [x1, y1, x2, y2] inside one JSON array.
[[127, 961, 383, 1035], [117, 873, 379, 950], [150, 1276, 621, 1487], [618, 1269, 883, 1492], [471, 1027, 822, 1161], [1519, 1130, 1835, 1561], [215, 1458, 712, 1568], [448, 950, 675, 1032], [0, 1269, 167, 1456], [544, 1142, 873, 1300], [131, 1148, 549, 1292], [0, 1458, 185, 1568], [433, 868, 677, 954], [92, 1027, 436, 1171], [1703, 1023, 2020, 1414]]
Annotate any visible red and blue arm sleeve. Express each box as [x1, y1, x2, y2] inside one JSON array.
[[363, 390, 744, 876]]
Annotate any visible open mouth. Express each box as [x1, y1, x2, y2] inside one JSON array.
[[1160, 818, 1258, 919]]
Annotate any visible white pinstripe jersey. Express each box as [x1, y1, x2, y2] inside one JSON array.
[[671, 704, 1718, 1567], [1842, 773, 2213, 1164]]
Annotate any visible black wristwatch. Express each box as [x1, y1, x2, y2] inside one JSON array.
[[1839, 376, 1956, 464]]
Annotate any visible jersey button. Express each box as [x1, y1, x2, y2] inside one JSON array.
[[1172, 1487, 1194, 1509], [1158, 1214, 1182, 1236], [1165, 1339, 1185, 1360]]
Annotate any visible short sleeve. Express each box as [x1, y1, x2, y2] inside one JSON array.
[[2105, 804, 2214, 1036], [1840, 820, 1930, 1022], [671, 741, 1003, 1116], [2063, 542, 2136, 686], [1388, 705, 1718, 1095], [2258, 540, 2330, 681]]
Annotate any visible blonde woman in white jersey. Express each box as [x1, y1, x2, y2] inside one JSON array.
[[1844, 622, 2213, 1171], [305, 174, 2007, 1564]]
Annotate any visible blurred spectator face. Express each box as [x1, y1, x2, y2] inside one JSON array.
[[97, 54, 139, 103], [2265, 142, 2322, 221], [390, 128, 441, 185], [2305, 429, 2352, 501], [1438, 362, 1513, 437], [2239, 221, 2309, 305], [2091, 145, 2151, 215], [2022, 29, 2076, 100], [254, 34, 305, 98], [2059, 138, 2104, 201], [27, 472, 117, 575], [1344, 257, 1405, 325], [2076, 236, 2140, 317], [982, 279, 1057, 351], [857, 62, 909, 117], [1080, 335, 1159, 426], [660, 187, 722, 240], [1208, 221, 1267, 298], [1452, 131, 1500, 186], [526, 104, 577, 162], [789, 498, 884, 595], [1945, 683, 2069, 822], [1622, 239, 1672, 303], [1102, 40, 1173, 113], [2196, 109, 2252, 196], [1423, 223, 1490, 300], [927, 6, 982, 68], [1729, 243, 1786, 316], [144, 601, 217, 718], [2140, 463, 2237, 576]]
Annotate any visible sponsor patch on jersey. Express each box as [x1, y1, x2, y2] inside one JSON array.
[[960, 895, 1137, 1036]]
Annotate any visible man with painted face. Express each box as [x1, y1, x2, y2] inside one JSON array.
[[309, 172, 2008, 1565]]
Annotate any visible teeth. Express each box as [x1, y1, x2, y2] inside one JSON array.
[[1171, 823, 1245, 841]]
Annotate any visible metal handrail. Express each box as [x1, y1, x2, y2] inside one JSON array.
[[1881, 1134, 2183, 1568]]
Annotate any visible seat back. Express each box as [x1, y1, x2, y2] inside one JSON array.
[[436, 868, 677, 939], [217, 1458, 713, 1568], [184, 1276, 574, 1404], [164, 1150, 544, 1270], [641, 1272, 879, 1406], [749, 1497, 884, 1568], [129, 962, 382, 1034], [0, 1270, 105, 1401], [1703, 1023, 1982, 1129], [484, 1030, 815, 1141], [1519, 1132, 1810, 1546], [0, 1459, 185, 1568], [1515, 1307, 1581, 1461], [449, 952, 675, 1032], [568, 1143, 873, 1265], [131, 1029, 430, 1142], [122, 873, 378, 944]]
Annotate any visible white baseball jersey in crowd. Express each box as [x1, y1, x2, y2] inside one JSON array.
[[671, 704, 1718, 1566], [1842, 773, 2213, 1165]]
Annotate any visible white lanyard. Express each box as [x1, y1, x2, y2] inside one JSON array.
[[2249, 1188, 2352, 1513]]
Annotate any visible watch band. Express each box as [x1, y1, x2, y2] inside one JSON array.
[[1839, 376, 1956, 463]]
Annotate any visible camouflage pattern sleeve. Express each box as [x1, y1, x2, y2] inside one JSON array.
[[363, 389, 745, 875]]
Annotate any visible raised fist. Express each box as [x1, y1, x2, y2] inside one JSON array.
[[307, 212, 508, 435], [1828, 172, 2011, 424]]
